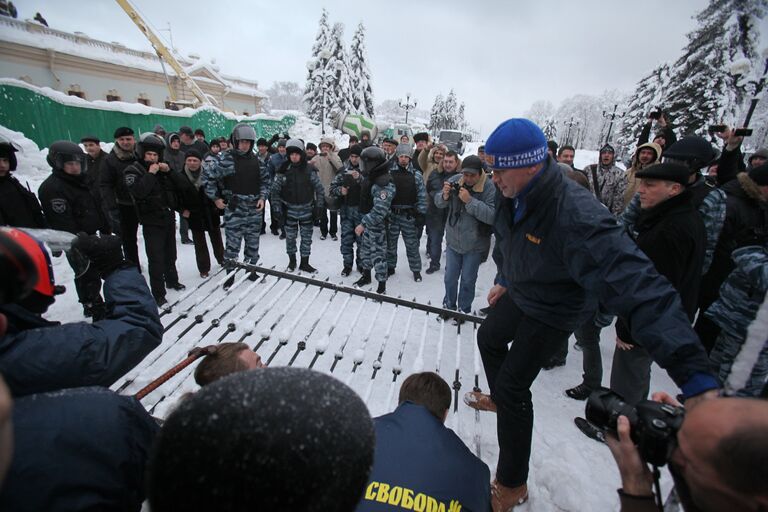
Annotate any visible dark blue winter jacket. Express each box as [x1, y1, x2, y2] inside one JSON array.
[[0, 267, 162, 397], [266, 152, 287, 180], [356, 402, 491, 512], [492, 156, 717, 396], [0, 386, 159, 512]]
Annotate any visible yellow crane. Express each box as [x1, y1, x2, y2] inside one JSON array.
[[115, 0, 211, 107]]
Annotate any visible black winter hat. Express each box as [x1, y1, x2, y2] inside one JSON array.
[[0, 140, 18, 171], [306, 142, 318, 151], [185, 149, 203, 161], [178, 126, 194, 136], [413, 132, 429, 143], [349, 144, 362, 157], [749, 162, 768, 186], [147, 367, 375, 512], [547, 140, 558, 154], [209, 138, 221, 148], [256, 138, 268, 147], [461, 155, 484, 174], [113, 127, 134, 139], [635, 162, 690, 186], [80, 135, 100, 144], [663, 136, 717, 171]]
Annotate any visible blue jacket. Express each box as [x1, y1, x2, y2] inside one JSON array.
[[493, 157, 717, 395], [0, 267, 162, 397], [266, 151, 287, 180], [0, 387, 159, 512], [356, 402, 490, 512]]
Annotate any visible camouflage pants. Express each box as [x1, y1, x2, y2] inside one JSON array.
[[339, 206, 363, 268], [224, 203, 262, 265], [710, 331, 768, 397], [387, 211, 422, 272], [284, 203, 314, 257], [361, 224, 389, 282]]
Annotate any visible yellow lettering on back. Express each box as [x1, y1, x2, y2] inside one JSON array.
[[414, 493, 427, 512], [402, 487, 414, 508], [376, 483, 390, 503], [365, 482, 378, 500], [388, 486, 403, 506]]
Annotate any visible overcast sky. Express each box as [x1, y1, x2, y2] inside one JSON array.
[[13, 0, 767, 135]]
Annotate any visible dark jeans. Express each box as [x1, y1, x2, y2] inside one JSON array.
[[610, 344, 652, 405], [142, 215, 178, 302], [574, 316, 603, 389], [477, 293, 570, 487], [320, 208, 338, 237], [118, 204, 140, 266], [425, 211, 446, 267], [179, 214, 191, 242]]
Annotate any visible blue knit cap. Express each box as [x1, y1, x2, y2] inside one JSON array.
[[485, 118, 548, 169]]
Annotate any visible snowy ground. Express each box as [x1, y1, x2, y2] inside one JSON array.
[[7, 124, 678, 511]]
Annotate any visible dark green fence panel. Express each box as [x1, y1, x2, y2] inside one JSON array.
[[0, 83, 295, 148]]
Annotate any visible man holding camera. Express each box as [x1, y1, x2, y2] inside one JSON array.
[[433, 155, 495, 318], [329, 144, 364, 277], [467, 119, 718, 510], [606, 392, 768, 511]]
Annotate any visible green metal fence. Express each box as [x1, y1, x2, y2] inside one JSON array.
[[0, 82, 295, 148]]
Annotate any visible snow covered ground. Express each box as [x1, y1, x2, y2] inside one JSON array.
[[6, 124, 678, 511]]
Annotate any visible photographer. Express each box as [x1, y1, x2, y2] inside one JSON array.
[[434, 155, 495, 320], [605, 392, 768, 511], [638, 109, 676, 153]]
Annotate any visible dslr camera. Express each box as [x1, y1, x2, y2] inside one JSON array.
[[649, 108, 663, 120], [586, 388, 685, 466], [451, 182, 471, 194]]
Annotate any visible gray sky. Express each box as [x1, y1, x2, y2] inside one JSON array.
[[14, 0, 764, 134]]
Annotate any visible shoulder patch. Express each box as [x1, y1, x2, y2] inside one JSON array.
[[50, 198, 67, 214], [124, 173, 136, 186], [379, 191, 388, 200]]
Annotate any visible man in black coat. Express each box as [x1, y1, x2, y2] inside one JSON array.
[[178, 149, 224, 277], [38, 141, 111, 318], [100, 127, 140, 264], [81, 135, 109, 218], [0, 136, 46, 228], [123, 133, 187, 306], [610, 163, 706, 405]]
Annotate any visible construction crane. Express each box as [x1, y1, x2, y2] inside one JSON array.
[[115, 0, 211, 107]]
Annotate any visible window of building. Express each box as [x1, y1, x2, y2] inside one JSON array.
[[137, 93, 151, 106], [67, 84, 85, 99], [164, 100, 179, 111], [106, 89, 120, 102]]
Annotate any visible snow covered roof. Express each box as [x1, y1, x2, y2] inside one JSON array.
[[0, 16, 268, 98]]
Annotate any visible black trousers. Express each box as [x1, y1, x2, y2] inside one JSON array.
[[118, 204, 141, 267], [320, 208, 338, 236], [142, 214, 178, 301], [477, 293, 570, 487]]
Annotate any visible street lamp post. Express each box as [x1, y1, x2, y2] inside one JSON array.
[[730, 48, 768, 130], [601, 104, 625, 146], [563, 117, 579, 146], [399, 93, 417, 124], [306, 49, 340, 135]]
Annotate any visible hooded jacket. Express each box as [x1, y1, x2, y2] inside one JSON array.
[[417, 145, 447, 184], [492, 156, 716, 396], [584, 154, 627, 216], [623, 142, 662, 206]]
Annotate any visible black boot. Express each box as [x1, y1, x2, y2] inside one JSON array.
[[565, 383, 593, 401], [288, 254, 297, 271], [376, 281, 386, 294], [354, 269, 371, 287], [223, 272, 236, 290], [413, 271, 422, 282], [299, 256, 316, 273], [341, 266, 352, 277], [425, 264, 440, 275], [248, 271, 259, 281]]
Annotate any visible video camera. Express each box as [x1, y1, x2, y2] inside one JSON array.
[[585, 388, 685, 466]]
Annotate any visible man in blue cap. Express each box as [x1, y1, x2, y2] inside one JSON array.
[[465, 118, 719, 510]]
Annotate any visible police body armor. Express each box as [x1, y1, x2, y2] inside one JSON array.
[[390, 168, 417, 208], [281, 165, 314, 204], [223, 154, 261, 196]]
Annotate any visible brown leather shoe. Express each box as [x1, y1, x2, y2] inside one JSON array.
[[463, 391, 497, 412], [492, 480, 528, 511]]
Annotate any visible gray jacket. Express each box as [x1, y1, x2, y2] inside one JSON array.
[[434, 172, 496, 254]]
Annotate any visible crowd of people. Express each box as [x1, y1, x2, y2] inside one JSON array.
[[0, 111, 767, 511]]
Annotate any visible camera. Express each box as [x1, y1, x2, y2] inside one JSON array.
[[708, 125, 727, 134], [734, 128, 753, 137], [649, 108, 663, 120], [451, 182, 470, 194], [585, 388, 685, 466]]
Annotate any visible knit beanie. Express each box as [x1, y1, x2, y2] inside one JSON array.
[[484, 118, 548, 169], [395, 143, 413, 158]]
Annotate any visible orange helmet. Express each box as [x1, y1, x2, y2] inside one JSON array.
[[0, 228, 55, 304]]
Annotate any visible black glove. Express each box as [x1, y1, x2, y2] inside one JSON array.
[[73, 233, 128, 277], [269, 133, 280, 145], [312, 206, 324, 223]]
